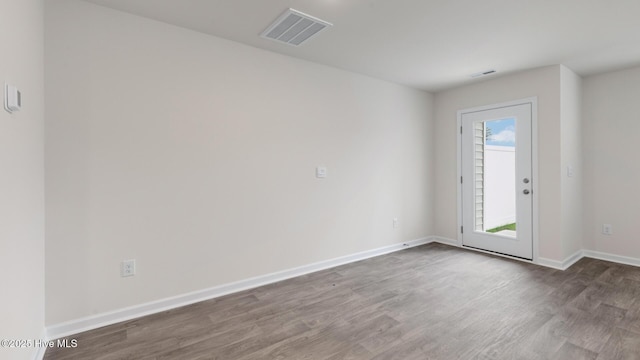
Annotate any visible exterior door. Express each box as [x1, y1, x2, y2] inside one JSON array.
[[460, 101, 533, 259]]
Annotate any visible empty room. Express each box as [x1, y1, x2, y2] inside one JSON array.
[[3, 0, 640, 359]]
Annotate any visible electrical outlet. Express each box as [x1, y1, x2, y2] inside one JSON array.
[[393, 218, 399, 229], [602, 224, 613, 236], [316, 166, 327, 178], [121, 259, 136, 277]]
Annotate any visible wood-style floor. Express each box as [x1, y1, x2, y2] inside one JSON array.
[[44, 243, 640, 359]]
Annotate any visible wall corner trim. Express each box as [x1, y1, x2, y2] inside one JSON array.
[[34, 345, 46, 360], [46, 237, 432, 340], [538, 250, 583, 270], [430, 236, 460, 247], [539, 249, 640, 271], [33, 328, 48, 360]]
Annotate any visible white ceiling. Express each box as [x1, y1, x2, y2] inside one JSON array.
[[82, 0, 640, 92]]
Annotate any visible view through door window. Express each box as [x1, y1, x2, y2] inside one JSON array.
[[474, 118, 516, 237]]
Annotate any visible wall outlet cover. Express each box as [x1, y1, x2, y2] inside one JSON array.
[[121, 259, 136, 277]]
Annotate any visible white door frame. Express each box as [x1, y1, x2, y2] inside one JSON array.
[[456, 97, 539, 263]]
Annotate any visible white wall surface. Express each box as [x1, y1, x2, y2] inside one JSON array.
[[484, 146, 516, 229], [560, 66, 583, 258], [583, 65, 640, 258], [434, 66, 564, 261], [0, 0, 46, 359], [45, 0, 434, 325]]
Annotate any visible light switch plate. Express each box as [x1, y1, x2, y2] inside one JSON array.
[[4, 83, 21, 113], [567, 165, 574, 177]]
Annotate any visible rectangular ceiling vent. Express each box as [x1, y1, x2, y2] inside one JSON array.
[[260, 8, 332, 46], [470, 69, 497, 78]]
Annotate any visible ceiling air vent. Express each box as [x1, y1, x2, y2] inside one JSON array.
[[470, 69, 497, 78], [260, 8, 332, 46]]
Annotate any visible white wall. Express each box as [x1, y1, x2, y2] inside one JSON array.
[[41, 0, 640, 336], [434, 66, 564, 261], [560, 66, 583, 258], [484, 146, 516, 229], [583, 65, 640, 258], [0, 0, 46, 359], [44, 0, 434, 325]]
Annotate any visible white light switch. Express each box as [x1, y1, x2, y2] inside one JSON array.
[[4, 83, 21, 113], [567, 165, 574, 178], [316, 166, 327, 178]]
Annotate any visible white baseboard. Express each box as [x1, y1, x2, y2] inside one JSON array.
[[537, 257, 566, 270], [414, 237, 640, 273], [33, 328, 47, 360], [538, 249, 583, 270], [432, 236, 586, 271], [539, 249, 640, 271], [46, 237, 431, 340], [583, 249, 640, 268], [563, 250, 585, 269], [431, 236, 460, 247], [33, 345, 46, 360], [44, 236, 640, 343]]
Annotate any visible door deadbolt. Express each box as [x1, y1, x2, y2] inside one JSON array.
[[523, 178, 530, 184]]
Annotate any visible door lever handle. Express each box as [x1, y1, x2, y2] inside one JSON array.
[[523, 189, 531, 195]]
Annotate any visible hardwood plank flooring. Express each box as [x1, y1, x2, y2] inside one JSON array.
[[44, 243, 640, 359]]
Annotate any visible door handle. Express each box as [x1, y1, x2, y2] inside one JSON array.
[[523, 189, 531, 195]]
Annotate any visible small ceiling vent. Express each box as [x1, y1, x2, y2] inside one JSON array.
[[470, 69, 497, 78], [260, 8, 332, 46]]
